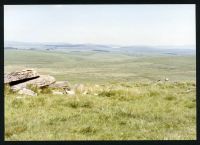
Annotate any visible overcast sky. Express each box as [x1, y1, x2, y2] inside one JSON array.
[[4, 4, 195, 46]]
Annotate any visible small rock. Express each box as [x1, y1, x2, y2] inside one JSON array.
[[186, 89, 192, 93], [82, 91, 88, 95], [165, 78, 169, 81], [52, 91, 64, 95], [18, 88, 37, 96], [11, 84, 26, 92], [49, 81, 71, 89], [65, 90, 75, 95], [73, 84, 85, 94]]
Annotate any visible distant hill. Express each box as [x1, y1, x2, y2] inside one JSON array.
[[4, 41, 195, 56]]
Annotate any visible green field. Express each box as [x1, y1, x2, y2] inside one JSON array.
[[4, 49, 196, 140], [4, 49, 196, 83]]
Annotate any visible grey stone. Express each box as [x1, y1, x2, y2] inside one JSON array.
[[52, 91, 64, 95], [28, 75, 56, 87], [4, 69, 40, 84], [73, 84, 85, 94], [18, 88, 37, 96], [11, 83, 26, 92], [65, 89, 75, 95], [11, 75, 56, 91], [49, 81, 71, 89]]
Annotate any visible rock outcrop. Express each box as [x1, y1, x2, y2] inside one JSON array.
[[4, 69, 57, 96], [10, 75, 56, 91], [4, 68, 85, 96]]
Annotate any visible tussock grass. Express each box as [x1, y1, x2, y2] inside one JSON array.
[[27, 84, 40, 94], [4, 84, 14, 95], [40, 87, 52, 94], [27, 84, 52, 94], [5, 81, 196, 140]]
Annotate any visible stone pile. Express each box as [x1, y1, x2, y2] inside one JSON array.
[[4, 69, 79, 96]]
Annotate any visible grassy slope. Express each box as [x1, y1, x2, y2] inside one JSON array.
[[4, 49, 196, 140], [5, 82, 196, 140], [4, 49, 196, 83]]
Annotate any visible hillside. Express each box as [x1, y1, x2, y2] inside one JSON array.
[[4, 49, 196, 84], [4, 47, 196, 140], [5, 81, 196, 140]]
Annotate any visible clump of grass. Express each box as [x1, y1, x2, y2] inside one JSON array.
[[98, 114, 110, 121], [26, 84, 40, 94], [5, 129, 14, 138], [13, 126, 27, 134], [68, 101, 79, 108], [79, 126, 97, 134], [164, 94, 177, 101], [27, 84, 53, 94], [119, 120, 127, 125], [117, 109, 137, 118], [40, 87, 52, 94], [28, 97, 45, 108], [98, 88, 141, 101], [66, 99, 93, 109], [5, 124, 27, 138], [149, 90, 160, 97], [80, 100, 93, 108], [98, 90, 118, 97], [4, 84, 14, 95], [184, 102, 196, 109], [100, 89, 127, 100], [120, 83, 132, 88], [176, 82, 189, 89], [11, 99, 23, 108], [48, 117, 68, 125]]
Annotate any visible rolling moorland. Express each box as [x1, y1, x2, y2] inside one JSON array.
[[4, 43, 196, 140]]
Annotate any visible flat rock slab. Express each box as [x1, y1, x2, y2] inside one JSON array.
[[4, 69, 40, 84], [29, 75, 56, 87], [11, 75, 56, 91]]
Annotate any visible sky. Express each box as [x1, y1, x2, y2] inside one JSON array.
[[4, 5, 195, 46]]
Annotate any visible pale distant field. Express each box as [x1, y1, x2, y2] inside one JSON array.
[[4, 49, 196, 140]]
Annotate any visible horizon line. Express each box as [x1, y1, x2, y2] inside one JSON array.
[[4, 40, 196, 48]]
